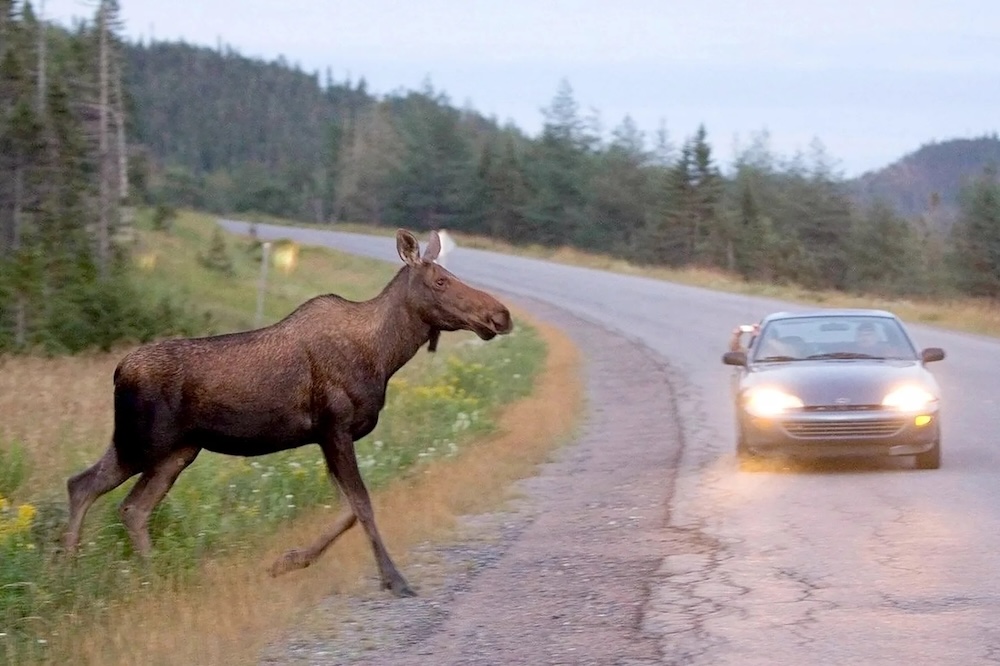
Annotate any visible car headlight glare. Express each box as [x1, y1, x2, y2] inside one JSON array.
[[882, 385, 936, 412], [744, 388, 804, 417]]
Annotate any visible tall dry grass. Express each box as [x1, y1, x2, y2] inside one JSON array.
[[0, 353, 120, 499]]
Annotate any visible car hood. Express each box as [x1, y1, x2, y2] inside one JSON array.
[[743, 359, 939, 406]]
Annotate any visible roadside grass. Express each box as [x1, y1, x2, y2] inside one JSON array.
[[132, 212, 396, 333], [0, 212, 572, 665]]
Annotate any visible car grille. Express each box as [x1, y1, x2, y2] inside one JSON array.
[[782, 417, 907, 439], [803, 404, 881, 413]]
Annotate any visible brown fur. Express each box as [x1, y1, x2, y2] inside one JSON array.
[[64, 229, 512, 597]]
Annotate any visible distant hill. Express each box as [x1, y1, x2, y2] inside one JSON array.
[[847, 135, 1000, 229], [124, 40, 369, 176]]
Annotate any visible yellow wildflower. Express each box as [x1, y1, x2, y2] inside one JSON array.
[[0, 493, 36, 545], [18, 503, 36, 525]]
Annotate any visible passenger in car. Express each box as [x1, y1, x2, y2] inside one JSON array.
[[728, 323, 759, 353], [757, 334, 805, 359]]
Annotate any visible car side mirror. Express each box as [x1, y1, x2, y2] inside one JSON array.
[[722, 351, 748, 366], [921, 347, 945, 363]]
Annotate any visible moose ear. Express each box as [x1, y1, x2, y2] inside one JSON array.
[[396, 229, 421, 266], [423, 230, 442, 264]]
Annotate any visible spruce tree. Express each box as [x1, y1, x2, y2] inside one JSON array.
[[951, 166, 1000, 297]]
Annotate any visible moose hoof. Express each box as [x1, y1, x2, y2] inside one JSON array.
[[269, 549, 311, 577], [385, 577, 417, 598]]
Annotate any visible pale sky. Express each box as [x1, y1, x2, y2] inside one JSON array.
[[40, 0, 1000, 177]]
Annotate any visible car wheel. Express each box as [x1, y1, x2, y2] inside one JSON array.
[[915, 440, 941, 470]]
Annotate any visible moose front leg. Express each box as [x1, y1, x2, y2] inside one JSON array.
[[322, 429, 416, 597], [269, 509, 357, 577]]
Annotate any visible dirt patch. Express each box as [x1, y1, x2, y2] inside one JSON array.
[[260, 297, 690, 666]]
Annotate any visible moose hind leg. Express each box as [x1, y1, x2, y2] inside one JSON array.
[[323, 432, 415, 597], [118, 446, 200, 557], [65, 444, 136, 554]]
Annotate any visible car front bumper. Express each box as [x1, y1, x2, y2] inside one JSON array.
[[740, 408, 940, 459]]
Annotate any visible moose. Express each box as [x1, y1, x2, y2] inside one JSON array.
[[64, 229, 512, 597]]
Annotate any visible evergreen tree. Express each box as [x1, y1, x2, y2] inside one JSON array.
[[334, 102, 401, 225], [950, 166, 1000, 297], [384, 84, 474, 230], [522, 80, 593, 247], [199, 226, 234, 275], [846, 201, 920, 294], [641, 140, 693, 266], [318, 117, 344, 221], [588, 115, 653, 254], [767, 144, 853, 290], [689, 125, 724, 265], [729, 177, 782, 281], [466, 133, 532, 243], [638, 126, 723, 267]]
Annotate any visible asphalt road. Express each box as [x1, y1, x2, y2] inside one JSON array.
[[223, 220, 1000, 665]]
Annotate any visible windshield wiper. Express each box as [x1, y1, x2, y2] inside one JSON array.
[[806, 352, 883, 360], [757, 355, 799, 362]]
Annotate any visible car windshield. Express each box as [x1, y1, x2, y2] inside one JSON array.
[[750, 315, 918, 362]]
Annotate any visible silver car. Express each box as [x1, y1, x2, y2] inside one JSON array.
[[723, 309, 946, 470]]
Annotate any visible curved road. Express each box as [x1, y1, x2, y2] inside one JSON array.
[[224, 221, 1000, 665]]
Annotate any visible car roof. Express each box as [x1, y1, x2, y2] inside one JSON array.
[[759, 309, 900, 325]]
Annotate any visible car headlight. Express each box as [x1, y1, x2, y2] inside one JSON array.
[[744, 388, 804, 417], [882, 385, 937, 412]]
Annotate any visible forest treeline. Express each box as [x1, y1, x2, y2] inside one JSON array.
[[123, 39, 1000, 298], [0, 0, 200, 353], [2, 1, 1000, 354]]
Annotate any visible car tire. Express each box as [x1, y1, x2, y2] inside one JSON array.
[[915, 440, 941, 470]]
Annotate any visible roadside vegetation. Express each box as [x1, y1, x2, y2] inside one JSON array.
[[0, 212, 565, 665]]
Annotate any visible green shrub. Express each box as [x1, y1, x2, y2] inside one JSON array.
[[0, 441, 30, 497], [197, 227, 235, 276], [151, 202, 178, 231], [34, 272, 205, 354]]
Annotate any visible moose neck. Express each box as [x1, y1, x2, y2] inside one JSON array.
[[366, 266, 434, 377]]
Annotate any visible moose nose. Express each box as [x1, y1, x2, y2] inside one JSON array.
[[491, 308, 513, 334]]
